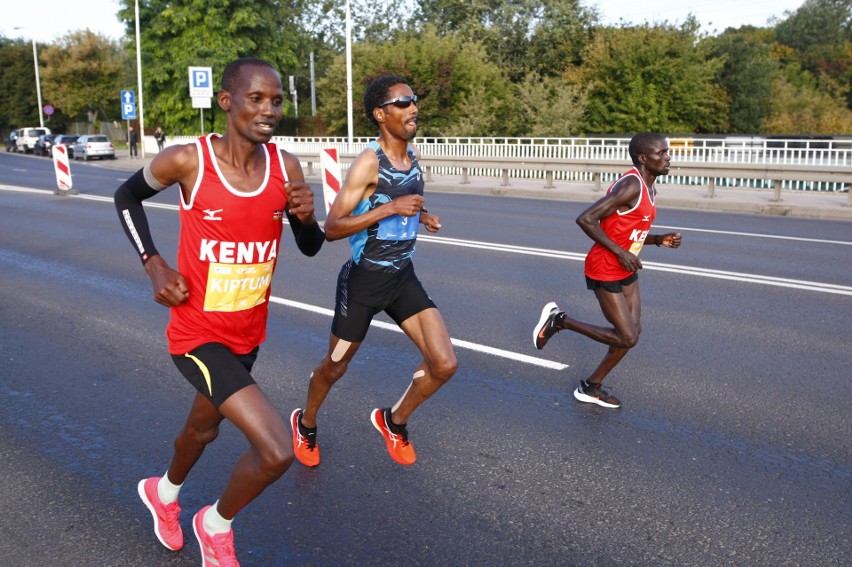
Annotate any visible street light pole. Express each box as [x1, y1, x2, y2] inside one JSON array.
[[345, 0, 353, 150], [135, 0, 146, 158], [14, 28, 44, 128], [32, 39, 44, 128]]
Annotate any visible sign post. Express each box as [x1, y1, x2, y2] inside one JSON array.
[[188, 67, 213, 135], [121, 90, 137, 154]]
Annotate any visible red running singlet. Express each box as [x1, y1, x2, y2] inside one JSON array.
[[584, 167, 656, 282], [167, 134, 290, 355]]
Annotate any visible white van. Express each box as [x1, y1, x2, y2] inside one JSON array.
[[16, 127, 52, 153]]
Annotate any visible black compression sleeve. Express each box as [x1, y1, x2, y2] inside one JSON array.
[[286, 212, 326, 257], [114, 169, 161, 264]]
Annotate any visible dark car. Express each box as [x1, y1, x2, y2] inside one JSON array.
[[53, 134, 80, 158], [34, 134, 56, 156], [5, 130, 18, 152]]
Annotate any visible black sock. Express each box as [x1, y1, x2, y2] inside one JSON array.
[[385, 409, 407, 433], [298, 413, 317, 436]]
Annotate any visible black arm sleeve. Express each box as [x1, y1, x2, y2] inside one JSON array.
[[114, 169, 161, 264], [286, 212, 326, 257]]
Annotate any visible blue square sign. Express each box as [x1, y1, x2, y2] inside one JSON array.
[[120, 90, 136, 119], [189, 67, 214, 98]]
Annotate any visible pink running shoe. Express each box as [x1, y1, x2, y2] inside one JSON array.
[[193, 505, 240, 567], [137, 477, 183, 551]]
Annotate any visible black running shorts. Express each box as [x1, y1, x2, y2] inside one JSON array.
[[171, 342, 259, 408], [332, 259, 436, 343], [585, 272, 639, 293]]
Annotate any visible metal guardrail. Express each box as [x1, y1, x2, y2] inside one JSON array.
[[299, 152, 852, 205], [164, 135, 852, 203]]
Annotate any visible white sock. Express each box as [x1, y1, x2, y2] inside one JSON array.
[[203, 501, 233, 535], [157, 472, 182, 504]]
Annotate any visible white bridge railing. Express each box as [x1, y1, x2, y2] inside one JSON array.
[[164, 135, 852, 195]]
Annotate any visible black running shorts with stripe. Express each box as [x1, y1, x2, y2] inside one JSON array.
[[332, 259, 436, 343], [171, 342, 259, 408], [585, 272, 639, 293]]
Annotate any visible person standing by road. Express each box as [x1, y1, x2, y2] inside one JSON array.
[[533, 132, 682, 409], [128, 126, 139, 158], [114, 57, 324, 566], [290, 75, 456, 467], [154, 125, 166, 152]]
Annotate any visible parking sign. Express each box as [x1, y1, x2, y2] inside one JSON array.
[[188, 67, 213, 98], [120, 90, 137, 120]]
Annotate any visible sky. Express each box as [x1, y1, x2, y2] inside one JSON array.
[[2, 0, 807, 44]]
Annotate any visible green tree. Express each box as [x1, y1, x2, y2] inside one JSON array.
[[515, 73, 588, 137], [117, 0, 304, 135], [39, 31, 127, 127], [774, 0, 852, 108], [317, 25, 513, 137], [574, 19, 728, 135], [0, 37, 39, 132], [762, 74, 852, 133], [415, 0, 594, 81], [704, 27, 780, 133]]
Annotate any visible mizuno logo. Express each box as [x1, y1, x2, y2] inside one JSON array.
[[643, 215, 651, 222], [203, 208, 223, 221]]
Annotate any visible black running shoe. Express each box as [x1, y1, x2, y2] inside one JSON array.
[[533, 302, 559, 350], [573, 380, 622, 408]]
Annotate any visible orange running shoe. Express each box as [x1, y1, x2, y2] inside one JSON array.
[[290, 408, 320, 467], [137, 477, 183, 551], [370, 408, 416, 465]]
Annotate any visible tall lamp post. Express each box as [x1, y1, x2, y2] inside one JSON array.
[[345, 0, 353, 150], [135, 0, 146, 158], [13, 28, 44, 128]]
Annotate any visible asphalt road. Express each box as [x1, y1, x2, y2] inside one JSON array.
[[1, 152, 850, 566]]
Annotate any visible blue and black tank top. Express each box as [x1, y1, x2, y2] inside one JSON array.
[[348, 140, 424, 273]]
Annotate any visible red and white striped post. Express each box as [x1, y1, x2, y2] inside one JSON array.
[[52, 144, 77, 195], [320, 148, 341, 215]]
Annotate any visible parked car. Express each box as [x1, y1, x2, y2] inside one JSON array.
[[16, 127, 51, 153], [34, 134, 56, 156], [73, 135, 115, 161], [53, 134, 80, 158], [5, 130, 19, 152]]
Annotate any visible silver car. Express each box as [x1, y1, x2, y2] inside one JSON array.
[[73, 135, 115, 161]]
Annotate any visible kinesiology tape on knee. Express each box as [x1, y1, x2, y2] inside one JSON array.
[[114, 166, 167, 264]]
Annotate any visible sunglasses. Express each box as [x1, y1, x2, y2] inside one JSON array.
[[379, 95, 418, 109]]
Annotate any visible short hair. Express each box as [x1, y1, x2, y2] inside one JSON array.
[[221, 58, 277, 93], [363, 75, 409, 127], [628, 132, 666, 165]]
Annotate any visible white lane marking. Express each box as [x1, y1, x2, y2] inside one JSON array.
[[4, 186, 851, 297], [418, 235, 852, 296], [268, 297, 569, 370], [655, 224, 852, 246]]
